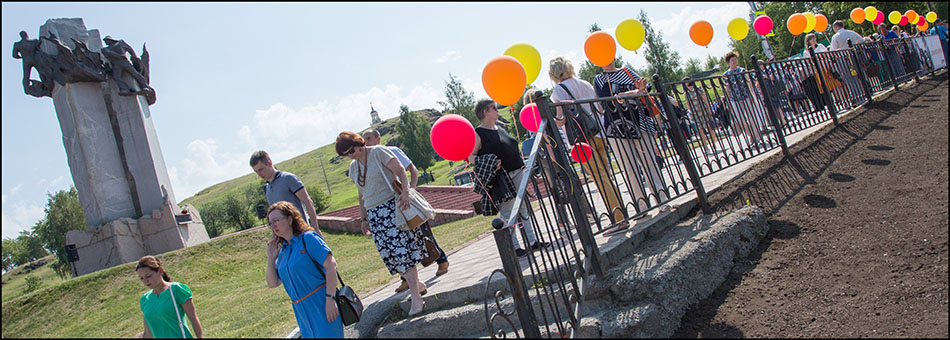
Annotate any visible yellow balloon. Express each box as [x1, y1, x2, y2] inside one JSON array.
[[727, 18, 750, 40], [503, 43, 541, 85], [889, 11, 902, 25], [803, 12, 816, 33], [616, 18, 646, 52], [865, 6, 877, 22], [926, 11, 938, 23]]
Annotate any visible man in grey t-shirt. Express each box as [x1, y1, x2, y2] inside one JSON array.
[[250, 150, 322, 236], [362, 129, 449, 291]]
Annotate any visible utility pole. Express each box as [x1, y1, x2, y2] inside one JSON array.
[[319, 157, 331, 195], [749, 1, 775, 60]]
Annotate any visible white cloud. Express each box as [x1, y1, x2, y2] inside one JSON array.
[[237, 125, 254, 146], [169, 138, 251, 201], [435, 50, 462, 63], [9, 184, 23, 196], [46, 176, 64, 190], [170, 83, 444, 200], [1, 199, 45, 239]]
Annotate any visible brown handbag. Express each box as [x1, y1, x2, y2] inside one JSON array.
[[420, 236, 440, 267]]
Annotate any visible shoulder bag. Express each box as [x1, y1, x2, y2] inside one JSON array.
[[302, 235, 363, 326], [557, 83, 602, 144], [167, 283, 188, 338], [373, 152, 436, 231]]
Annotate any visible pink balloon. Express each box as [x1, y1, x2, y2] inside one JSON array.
[[899, 15, 908, 26], [753, 15, 773, 36], [519, 103, 541, 132], [430, 114, 476, 161], [873, 11, 885, 25], [569, 143, 593, 163]]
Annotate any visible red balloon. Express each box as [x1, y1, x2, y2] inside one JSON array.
[[430, 114, 476, 161], [570, 142, 593, 163], [899, 15, 908, 26], [519, 103, 541, 132], [872, 11, 885, 26]]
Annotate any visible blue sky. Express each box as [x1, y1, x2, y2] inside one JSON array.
[[2, 2, 752, 239]]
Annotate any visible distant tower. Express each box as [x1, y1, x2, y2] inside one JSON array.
[[370, 103, 381, 125]]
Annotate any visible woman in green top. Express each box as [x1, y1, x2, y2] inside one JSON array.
[[137, 255, 204, 338]]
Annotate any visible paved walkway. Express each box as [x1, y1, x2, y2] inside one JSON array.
[[293, 76, 929, 338]]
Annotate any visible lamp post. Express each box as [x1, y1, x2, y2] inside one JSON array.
[[319, 157, 331, 195]]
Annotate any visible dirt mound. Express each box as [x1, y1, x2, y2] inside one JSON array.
[[674, 73, 949, 338]]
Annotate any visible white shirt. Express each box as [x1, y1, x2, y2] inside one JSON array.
[[831, 28, 865, 50], [551, 77, 604, 138], [803, 43, 827, 58]]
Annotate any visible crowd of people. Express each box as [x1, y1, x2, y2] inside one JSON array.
[[130, 17, 948, 339]]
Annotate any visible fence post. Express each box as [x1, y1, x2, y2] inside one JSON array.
[[651, 74, 710, 213], [490, 218, 542, 338], [901, 38, 922, 83], [750, 55, 790, 157], [848, 40, 875, 103], [808, 46, 839, 125], [536, 96, 607, 277], [879, 40, 901, 92]]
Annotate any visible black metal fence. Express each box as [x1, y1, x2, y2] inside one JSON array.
[[483, 35, 943, 338]]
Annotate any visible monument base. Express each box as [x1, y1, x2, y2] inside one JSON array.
[[66, 198, 209, 277]]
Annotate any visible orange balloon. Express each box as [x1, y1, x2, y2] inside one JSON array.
[[481, 56, 526, 106], [787, 13, 807, 35], [584, 31, 617, 67], [689, 20, 714, 47], [905, 10, 918, 24], [917, 21, 929, 31], [814, 14, 829, 32], [851, 8, 865, 24]]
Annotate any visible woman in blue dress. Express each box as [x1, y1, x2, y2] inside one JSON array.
[[265, 201, 344, 338]]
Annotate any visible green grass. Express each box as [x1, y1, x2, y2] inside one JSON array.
[[2, 214, 495, 338], [1, 256, 59, 304], [180, 109, 481, 218]]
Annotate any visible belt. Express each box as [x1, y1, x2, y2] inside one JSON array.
[[291, 283, 326, 304]]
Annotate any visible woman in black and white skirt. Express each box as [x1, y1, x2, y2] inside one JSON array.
[[335, 131, 428, 317]]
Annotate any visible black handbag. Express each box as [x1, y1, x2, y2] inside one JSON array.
[[557, 83, 602, 143], [302, 235, 364, 326]]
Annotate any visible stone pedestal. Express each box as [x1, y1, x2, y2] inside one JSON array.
[[66, 200, 209, 277]]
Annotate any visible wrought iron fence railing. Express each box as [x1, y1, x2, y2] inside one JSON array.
[[482, 36, 943, 338]]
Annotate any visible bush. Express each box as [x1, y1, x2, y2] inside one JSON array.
[[23, 276, 43, 294]]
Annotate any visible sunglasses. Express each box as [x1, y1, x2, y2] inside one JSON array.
[[343, 147, 356, 156]]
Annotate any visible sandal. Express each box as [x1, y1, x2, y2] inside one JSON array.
[[418, 283, 428, 296], [408, 301, 426, 317]]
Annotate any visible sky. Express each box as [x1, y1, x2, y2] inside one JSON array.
[[1, 2, 753, 240]]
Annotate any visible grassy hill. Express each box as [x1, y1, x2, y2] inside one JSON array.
[[1, 214, 494, 338], [180, 107, 521, 222]]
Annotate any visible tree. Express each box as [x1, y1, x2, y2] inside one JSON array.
[[639, 10, 683, 84], [3, 237, 19, 272], [704, 54, 725, 71], [682, 57, 703, 78], [14, 229, 48, 266], [308, 187, 330, 214], [199, 201, 228, 239], [438, 73, 477, 125], [33, 186, 86, 279], [396, 104, 436, 172], [242, 181, 267, 212], [221, 192, 255, 231]]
